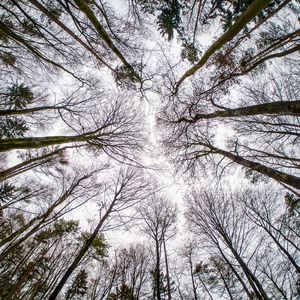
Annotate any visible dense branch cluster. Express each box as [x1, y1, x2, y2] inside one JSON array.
[[0, 0, 300, 299]]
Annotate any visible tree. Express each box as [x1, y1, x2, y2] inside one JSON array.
[[48, 167, 150, 299], [186, 189, 271, 299], [107, 243, 151, 299], [138, 196, 177, 300], [1, 0, 300, 298], [65, 269, 88, 300], [161, 64, 300, 190], [174, 0, 273, 92]]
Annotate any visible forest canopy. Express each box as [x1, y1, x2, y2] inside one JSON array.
[[0, 0, 300, 299]]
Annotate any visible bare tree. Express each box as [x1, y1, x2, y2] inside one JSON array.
[[48, 167, 150, 299], [138, 195, 177, 300], [186, 189, 271, 300]]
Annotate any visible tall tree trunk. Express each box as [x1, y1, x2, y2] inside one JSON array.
[[0, 20, 81, 81], [163, 235, 172, 300], [0, 175, 88, 253], [155, 239, 162, 300], [0, 134, 91, 152], [223, 237, 270, 300], [0, 147, 64, 182], [175, 0, 272, 92], [217, 244, 254, 300], [27, 0, 114, 72], [48, 193, 119, 300], [188, 254, 198, 300], [202, 143, 300, 190], [0, 105, 65, 116], [177, 101, 300, 123], [73, 0, 136, 77], [258, 224, 300, 273]]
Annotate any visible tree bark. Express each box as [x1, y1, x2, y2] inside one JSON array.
[[202, 143, 300, 190], [0, 134, 94, 152], [175, 0, 272, 92], [178, 101, 300, 123], [27, 0, 114, 72], [73, 0, 136, 75], [0, 148, 64, 182]]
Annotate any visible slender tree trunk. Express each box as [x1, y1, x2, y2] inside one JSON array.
[[0, 148, 64, 182], [0, 20, 81, 81], [48, 195, 118, 300], [27, 0, 114, 72], [196, 274, 214, 300], [218, 271, 235, 300], [0, 175, 88, 254], [155, 239, 162, 300], [203, 143, 300, 190], [263, 271, 289, 300], [5, 250, 45, 300], [241, 44, 300, 76], [260, 225, 300, 273], [163, 235, 172, 300], [175, 0, 272, 92], [188, 255, 198, 300], [217, 244, 254, 300], [73, 0, 136, 75], [0, 134, 91, 152], [178, 101, 300, 123], [224, 237, 270, 300]]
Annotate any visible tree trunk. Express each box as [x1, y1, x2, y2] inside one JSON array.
[[0, 20, 81, 81], [216, 243, 255, 300], [0, 148, 64, 182], [175, 0, 272, 92], [0, 105, 63, 116], [0, 175, 88, 254], [179, 101, 300, 123], [48, 194, 118, 300], [188, 255, 198, 300], [73, 0, 135, 74], [27, 0, 114, 72], [155, 239, 162, 300], [224, 237, 270, 300], [204, 143, 300, 190], [0, 134, 91, 152], [163, 235, 172, 300]]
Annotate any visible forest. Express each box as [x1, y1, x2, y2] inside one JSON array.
[[0, 0, 299, 299]]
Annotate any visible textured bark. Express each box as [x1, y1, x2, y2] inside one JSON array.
[[0, 148, 63, 182], [202, 143, 300, 190], [177, 101, 300, 123], [27, 0, 114, 71], [0, 135, 92, 152], [175, 0, 272, 92], [73, 0, 135, 73]]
